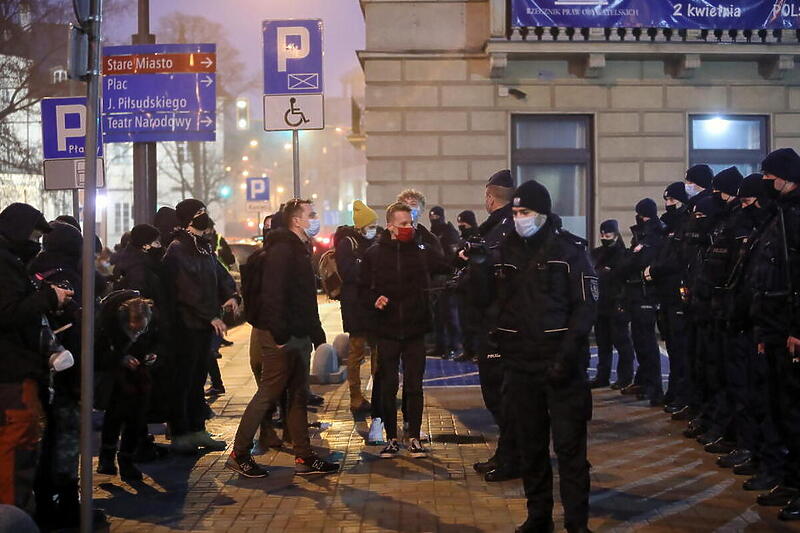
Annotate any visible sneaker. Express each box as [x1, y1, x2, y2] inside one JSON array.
[[368, 417, 385, 445], [419, 429, 430, 443], [408, 438, 427, 458], [190, 430, 227, 451], [307, 394, 325, 407], [205, 386, 226, 397], [380, 439, 400, 458], [170, 433, 199, 454], [294, 455, 340, 475], [225, 452, 269, 478]]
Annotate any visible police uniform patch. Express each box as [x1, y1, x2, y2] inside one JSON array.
[[583, 275, 599, 302], [513, 197, 520, 206]]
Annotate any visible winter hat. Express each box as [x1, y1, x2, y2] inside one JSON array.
[[635, 198, 658, 220], [487, 169, 514, 189], [695, 196, 722, 218], [738, 173, 764, 199], [512, 180, 552, 215], [130, 224, 161, 248], [761, 148, 800, 183], [712, 166, 744, 196], [42, 221, 82, 259], [352, 200, 377, 229], [457, 210, 478, 227], [664, 181, 689, 204], [55, 215, 81, 232], [600, 219, 620, 234], [686, 164, 714, 189], [0, 203, 51, 243], [175, 199, 206, 227], [429, 206, 445, 219]]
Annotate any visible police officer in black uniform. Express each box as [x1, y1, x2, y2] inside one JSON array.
[[746, 148, 800, 521], [617, 199, 665, 406], [589, 219, 635, 389], [645, 182, 691, 413], [470, 170, 518, 482], [473, 180, 597, 533], [685, 164, 714, 207]]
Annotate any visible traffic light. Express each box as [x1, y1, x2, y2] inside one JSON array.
[[236, 98, 249, 130]]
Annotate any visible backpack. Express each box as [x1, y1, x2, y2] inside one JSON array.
[[318, 234, 358, 300], [240, 245, 269, 326]]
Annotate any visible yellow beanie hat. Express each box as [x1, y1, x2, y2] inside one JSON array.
[[353, 200, 377, 229]]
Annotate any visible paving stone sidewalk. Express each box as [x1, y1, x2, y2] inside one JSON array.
[[94, 303, 796, 532]]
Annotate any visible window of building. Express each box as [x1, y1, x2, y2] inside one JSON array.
[[114, 202, 130, 235], [689, 115, 769, 177], [511, 115, 594, 239], [52, 68, 68, 84]]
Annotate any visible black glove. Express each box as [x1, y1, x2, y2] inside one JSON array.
[[546, 360, 569, 387]]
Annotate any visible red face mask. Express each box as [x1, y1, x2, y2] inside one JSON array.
[[396, 226, 414, 243]]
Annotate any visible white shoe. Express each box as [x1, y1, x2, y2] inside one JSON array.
[[368, 417, 385, 445], [419, 430, 429, 443]]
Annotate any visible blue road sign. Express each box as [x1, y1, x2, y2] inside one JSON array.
[[246, 177, 270, 202], [263, 19, 324, 96], [41, 97, 103, 159], [102, 43, 216, 143]]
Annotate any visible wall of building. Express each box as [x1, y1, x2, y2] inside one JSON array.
[[360, 0, 800, 238]]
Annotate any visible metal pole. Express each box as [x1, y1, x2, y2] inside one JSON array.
[[80, 0, 103, 531], [292, 130, 300, 198], [132, 0, 156, 225], [72, 189, 80, 220]]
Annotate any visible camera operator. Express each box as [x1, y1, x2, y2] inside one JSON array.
[[470, 180, 597, 533], [0, 204, 71, 516]]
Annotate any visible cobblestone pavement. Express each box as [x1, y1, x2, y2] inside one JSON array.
[[94, 303, 798, 532]]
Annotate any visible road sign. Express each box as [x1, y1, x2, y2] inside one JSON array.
[[246, 177, 270, 202], [102, 43, 217, 143], [263, 19, 323, 96], [43, 158, 106, 190], [41, 97, 103, 159], [262, 19, 324, 133]]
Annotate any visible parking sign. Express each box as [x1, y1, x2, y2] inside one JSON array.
[[246, 177, 270, 202]]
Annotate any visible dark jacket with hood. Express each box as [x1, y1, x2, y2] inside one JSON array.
[[249, 227, 325, 346], [163, 229, 236, 331], [479, 203, 514, 250], [616, 218, 665, 307], [473, 215, 598, 376], [334, 225, 374, 335], [590, 236, 627, 316], [112, 245, 167, 305], [647, 206, 691, 305], [0, 205, 59, 384], [359, 229, 448, 341]]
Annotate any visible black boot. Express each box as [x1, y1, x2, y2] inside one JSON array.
[[779, 496, 800, 521], [757, 485, 799, 507], [97, 446, 117, 475], [733, 458, 759, 476], [485, 465, 521, 482], [117, 452, 144, 482], [743, 472, 781, 491], [516, 517, 555, 533], [716, 449, 752, 468], [473, 456, 498, 474]]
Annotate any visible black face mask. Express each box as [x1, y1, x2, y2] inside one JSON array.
[[12, 240, 41, 263], [764, 180, 782, 200], [190, 213, 211, 231], [635, 215, 646, 227], [600, 238, 616, 247], [665, 204, 678, 213], [146, 247, 165, 260]]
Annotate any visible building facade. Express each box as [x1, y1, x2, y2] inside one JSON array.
[[358, 0, 800, 240]]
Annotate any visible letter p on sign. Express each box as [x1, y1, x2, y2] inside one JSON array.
[[277, 26, 310, 72], [55, 104, 86, 152], [251, 179, 266, 197]]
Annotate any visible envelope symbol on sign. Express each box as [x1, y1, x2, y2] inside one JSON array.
[[288, 73, 319, 90]]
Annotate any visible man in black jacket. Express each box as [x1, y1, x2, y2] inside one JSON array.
[[685, 164, 714, 207], [471, 169, 518, 482], [359, 202, 448, 459], [617, 199, 666, 406], [228, 199, 338, 478], [0, 203, 71, 515], [163, 199, 237, 453], [589, 219, 635, 389], [473, 180, 597, 533]]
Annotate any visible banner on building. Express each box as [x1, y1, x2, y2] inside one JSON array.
[[512, 0, 800, 29]]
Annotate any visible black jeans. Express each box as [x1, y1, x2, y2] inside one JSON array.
[[435, 290, 462, 354], [478, 353, 518, 465], [505, 368, 591, 530], [766, 343, 800, 487], [377, 336, 426, 440], [101, 369, 150, 455], [207, 334, 224, 390], [660, 304, 689, 406], [629, 303, 663, 401], [170, 325, 213, 436], [594, 311, 635, 385]]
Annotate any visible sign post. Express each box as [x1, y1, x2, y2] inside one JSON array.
[[262, 19, 325, 198]]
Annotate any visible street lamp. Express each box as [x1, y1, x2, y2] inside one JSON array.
[[249, 139, 258, 148]]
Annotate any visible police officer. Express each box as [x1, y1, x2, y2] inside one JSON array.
[[645, 182, 691, 413], [589, 219, 635, 389], [685, 164, 714, 206], [747, 148, 800, 520], [617, 198, 665, 406], [473, 180, 596, 533], [468, 170, 518, 482]]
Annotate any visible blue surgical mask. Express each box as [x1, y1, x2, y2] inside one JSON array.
[[514, 213, 547, 238], [685, 183, 701, 198], [364, 227, 377, 240], [305, 218, 321, 238], [410, 207, 420, 224]]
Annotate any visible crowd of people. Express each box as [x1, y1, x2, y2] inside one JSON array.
[[1, 147, 800, 532]]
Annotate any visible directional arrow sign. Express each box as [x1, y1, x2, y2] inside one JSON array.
[[102, 43, 217, 143]]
